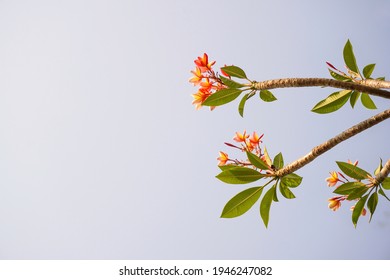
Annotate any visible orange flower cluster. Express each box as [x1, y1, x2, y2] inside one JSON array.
[[326, 160, 366, 216], [217, 130, 265, 167], [189, 53, 227, 110]]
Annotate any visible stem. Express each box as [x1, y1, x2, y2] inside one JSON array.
[[375, 159, 390, 184], [275, 109, 390, 177], [252, 78, 390, 99]]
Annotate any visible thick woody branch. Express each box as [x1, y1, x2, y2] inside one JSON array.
[[375, 159, 390, 184], [275, 109, 390, 177], [252, 78, 390, 99]]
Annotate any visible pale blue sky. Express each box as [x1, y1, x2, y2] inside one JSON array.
[[0, 0, 389, 259]]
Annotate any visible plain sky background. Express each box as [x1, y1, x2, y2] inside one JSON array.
[[0, 0, 389, 259]]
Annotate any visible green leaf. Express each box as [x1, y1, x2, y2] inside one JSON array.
[[279, 183, 296, 199], [259, 90, 277, 102], [238, 93, 249, 117], [333, 182, 366, 195], [367, 192, 378, 222], [203, 88, 242, 107], [218, 164, 239, 171], [328, 69, 351, 82], [246, 151, 270, 170], [382, 177, 390, 190], [311, 90, 351, 114], [363, 64, 375, 79], [336, 161, 370, 180], [273, 184, 279, 202], [361, 93, 377, 109], [219, 75, 245, 88], [374, 158, 382, 176], [349, 91, 360, 108], [280, 173, 302, 188], [220, 65, 247, 79], [221, 187, 264, 218], [216, 167, 264, 184], [260, 185, 275, 228], [379, 188, 390, 201], [273, 153, 284, 170], [343, 39, 360, 75], [346, 186, 369, 201], [352, 194, 369, 227]]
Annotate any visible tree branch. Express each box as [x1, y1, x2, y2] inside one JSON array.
[[375, 158, 390, 185], [252, 78, 390, 99], [275, 108, 390, 177]]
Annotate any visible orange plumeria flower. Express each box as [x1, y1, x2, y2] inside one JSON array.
[[245, 139, 255, 152], [233, 130, 249, 143], [249, 132, 263, 145], [217, 151, 229, 166], [194, 53, 216, 72], [192, 88, 211, 110], [200, 78, 214, 91], [189, 67, 203, 85], [328, 196, 345, 211], [326, 171, 340, 187]]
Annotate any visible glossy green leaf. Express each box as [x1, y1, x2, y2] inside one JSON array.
[[218, 164, 239, 171], [349, 91, 360, 108], [379, 188, 390, 201], [352, 194, 368, 227], [280, 173, 302, 188], [273, 184, 279, 202], [336, 161, 370, 180], [343, 40, 360, 75], [259, 90, 277, 102], [216, 167, 264, 184], [374, 158, 383, 176], [363, 64, 375, 79], [311, 90, 351, 114], [367, 192, 378, 222], [220, 65, 247, 79], [333, 181, 366, 195], [219, 75, 245, 88], [361, 93, 377, 109], [260, 185, 275, 228], [279, 183, 296, 199], [238, 93, 249, 117], [221, 187, 264, 218], [273, 153, 284, 170], [202, 88, 242, 107], [382, 177, 390, 190], [246, 151, 270, 170], [346, 186, 369, 201], [328, 69, 351, 82]]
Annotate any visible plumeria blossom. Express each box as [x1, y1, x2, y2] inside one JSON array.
[[328, 196, 346, 211], [194, 53, 215, 72], [217, 151, 229, 166], [217, 131, 269, 171], [189, 67, 203, 85], [233, 130, 249, 143], [326, 171, 341, 187], [189, 53, 228, 110]]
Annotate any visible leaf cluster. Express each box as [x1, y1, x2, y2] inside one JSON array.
[[332, 160, 390, 227], [217, 152, 302, 227]]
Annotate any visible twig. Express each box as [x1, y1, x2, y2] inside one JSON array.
[[252, 78, 390, 99], [275, 109, 390, 177]]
